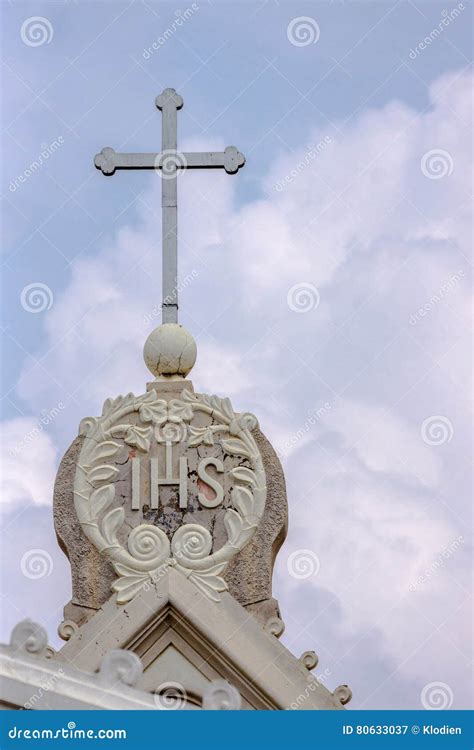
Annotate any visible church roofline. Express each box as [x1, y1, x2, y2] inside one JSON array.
[[54, 567, 345, 711]]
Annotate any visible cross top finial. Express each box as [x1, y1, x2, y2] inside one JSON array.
[[94, 89, 245, 379], [155, 88, 183, 111]]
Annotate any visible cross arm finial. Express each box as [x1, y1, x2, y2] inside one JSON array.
[[222, 145, 245, 174]]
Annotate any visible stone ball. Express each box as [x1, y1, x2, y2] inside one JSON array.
[[143, 323, 197, 379]]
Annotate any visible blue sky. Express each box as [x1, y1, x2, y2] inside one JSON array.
[[1, 0, 472, 710]]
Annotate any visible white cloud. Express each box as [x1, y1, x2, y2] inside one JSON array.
[[1, 418, 58, 509], [5, 68, 472, 706], [319, 398, 440, 487]]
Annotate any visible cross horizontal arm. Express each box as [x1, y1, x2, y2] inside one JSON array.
[[185, 148, 245, 173], [94, 146, 245, 176]]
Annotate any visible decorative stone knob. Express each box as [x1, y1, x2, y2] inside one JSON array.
[[299, 650, 319, 670], [94, 147, 116, 175], [223, 146, 245, 174], [58, 619, 79, 642], [143, 323, 197, 379], [10, 619, 48, 654], [202, 679, 241, 710], [155, 88, 183, 111], [333, 684, 353, 706], [264, 616, 285, 638], [98, 649, 143, 687]]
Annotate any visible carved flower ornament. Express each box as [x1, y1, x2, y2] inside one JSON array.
[[74, 389, 266, 604]]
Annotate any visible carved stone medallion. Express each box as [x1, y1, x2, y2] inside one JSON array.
[[71, 383, 267, 605], [55, 379, 287, 627]]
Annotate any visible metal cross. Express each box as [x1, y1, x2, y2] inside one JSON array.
[[94, 88, 245, 324]]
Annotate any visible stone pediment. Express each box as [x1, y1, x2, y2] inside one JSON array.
[[0, 619, 239, 710], [54, 567, 346, 711], [54, 379, 287, 630]]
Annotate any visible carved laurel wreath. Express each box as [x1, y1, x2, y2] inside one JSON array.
[[74, 389, 266, 604]]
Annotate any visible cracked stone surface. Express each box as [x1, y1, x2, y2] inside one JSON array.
[[53, 380, 288, 629], [143, 323, 196, 378]]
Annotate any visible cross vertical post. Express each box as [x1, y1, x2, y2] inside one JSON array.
[[94, 89, 245, 326], [156, 89, 183, 324]]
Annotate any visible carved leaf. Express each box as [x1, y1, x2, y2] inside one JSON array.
[[182, 390, 198, 404], [220, 397, 234, 421], [78, 416, 98, 436], [190, 571, 228, 602], [113, 562, 144, 577], [174, 562, 228, 602], [223, 508, 244, 544], [109, 424, 124, 438], [205, 394, 233, 422], [112, 573, 147, 590], [230, 466, 257, 487], [101, 392, 135, 416], [236, 526, 256, 547], [210, 395, 222, 412], [88, 464, 119, 487], [138, 400, 167, 426], [188, 426, 215, 447], [140, 389, 158, 404], [197, 393, 211, 409], [123, 425, 152, 452], [112, 574, 149, 604], [90, 441, 121, 463], [221, 438, 250, 458], [102, 395, 123, 416], [168, 399, 193, 423], [197, 561, 228, 579], [102, 507, 125, 546], [90, 485, 115, 516], [231, 485, 254, 517]]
